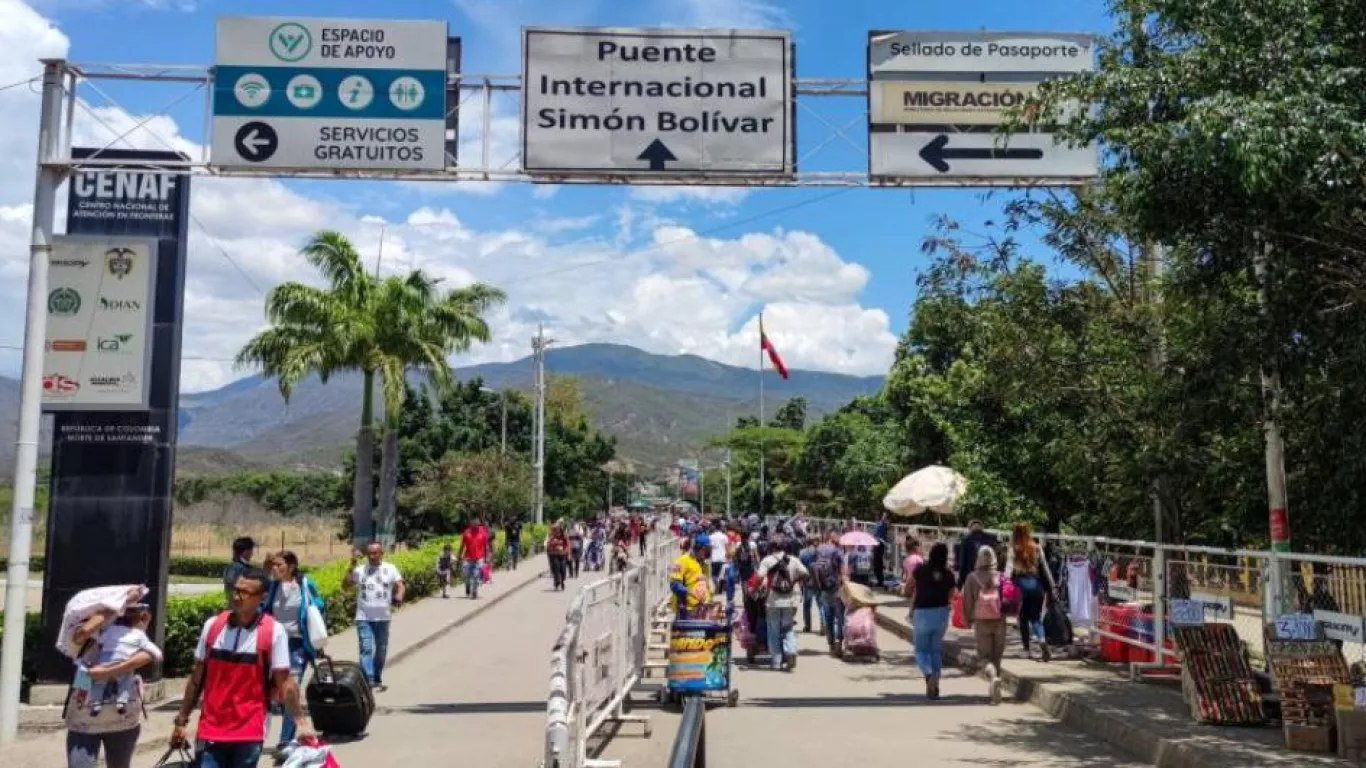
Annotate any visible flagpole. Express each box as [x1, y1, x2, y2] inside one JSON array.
[[758, 314, 766, 519]]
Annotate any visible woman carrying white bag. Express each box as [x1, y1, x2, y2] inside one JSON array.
[[265, 551, 328, 754], [59, 584, 162, 768]]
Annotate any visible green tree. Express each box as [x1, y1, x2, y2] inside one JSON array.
[[236, 230, 504, 544], [770, 397, 808, 430], [403, 450, 532, 531]]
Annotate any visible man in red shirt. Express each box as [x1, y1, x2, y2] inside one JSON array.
[[170, 569, 310, 767], [457, 517, 490, 600]]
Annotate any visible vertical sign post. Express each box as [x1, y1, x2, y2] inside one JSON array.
[[36, 148, 191, 682]]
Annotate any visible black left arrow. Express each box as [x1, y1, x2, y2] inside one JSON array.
[[918, 134, 1044, 173], [637, 139, 677, 171]]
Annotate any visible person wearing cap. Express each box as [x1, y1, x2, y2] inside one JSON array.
[[669, 534, 712, 619], [223, 536, 256, 605]]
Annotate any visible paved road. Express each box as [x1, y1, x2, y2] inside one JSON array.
[[600, 619, 1148, 767], [318, 570, 574, 767]]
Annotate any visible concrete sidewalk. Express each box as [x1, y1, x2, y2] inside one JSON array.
[[875, 594, 1358, 768], [5, 561, 546, 768]]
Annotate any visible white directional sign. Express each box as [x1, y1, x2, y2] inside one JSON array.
[[867, 30, 1097, 185], [212, 16, 451, 172], [521, 26, 794, 178]]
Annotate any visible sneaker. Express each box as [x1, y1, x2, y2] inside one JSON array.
[[786, 653, 797, 670], [989, 676, 1003, 705], [1041, 644, 1052, 663]]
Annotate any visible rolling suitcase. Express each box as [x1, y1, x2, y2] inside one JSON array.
[[306, 657, 375, 737]]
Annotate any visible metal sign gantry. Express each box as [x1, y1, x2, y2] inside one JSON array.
[[47, 60, 1092, 188]]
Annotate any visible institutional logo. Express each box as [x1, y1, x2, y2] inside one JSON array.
[[47, 287, 81, 316], [99, 297, 142, 312], [97, 333, 134, 353], [88, 372, 137, 391], [269, 22, 312, 62], [105, 247, 135, 280], [47, 339, 88, 352], [43, 374, 79, 395]]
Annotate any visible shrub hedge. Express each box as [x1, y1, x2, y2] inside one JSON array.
[[9, 525, 548, 689]]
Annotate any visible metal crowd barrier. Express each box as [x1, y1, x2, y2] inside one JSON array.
[[544, 521, 677, 768]]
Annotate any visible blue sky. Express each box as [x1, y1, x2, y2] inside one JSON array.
[[0, 0, 1114, 391]]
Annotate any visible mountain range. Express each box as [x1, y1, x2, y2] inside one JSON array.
[[0, 344, 885, 477]]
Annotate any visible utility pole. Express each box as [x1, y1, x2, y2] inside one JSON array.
[[2, 59, 63, 745], [1146, 243, 1167, 544], [531, 324, 553, 525], [725, 450, 733, 518], [699, 461, 706, 515], [1254, 232, 1291, 614]]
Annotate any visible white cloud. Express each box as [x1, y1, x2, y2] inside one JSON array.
[[664, 0, 790, 29], [629, 185, 751, 207], [0, 0, 896, 395]]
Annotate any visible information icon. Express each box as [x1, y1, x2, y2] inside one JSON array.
[[337, 75, 374, 111], [285, 74, 323, 110], [388, 77, 426, 111], [233, 73, 271, 109]]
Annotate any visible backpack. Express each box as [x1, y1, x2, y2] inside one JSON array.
[[736, 543, 756, 581], [812, 548, 840, 592], [973, 573, 1003, 621], [768, 555, 795, 595]]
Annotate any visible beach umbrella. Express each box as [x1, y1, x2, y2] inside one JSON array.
[[883, 465, 968, 517]]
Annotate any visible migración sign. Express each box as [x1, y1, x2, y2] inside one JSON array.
[[867, 30, 1097, 184], [521, 26, 794, 178], [211, 16, 452, 172]]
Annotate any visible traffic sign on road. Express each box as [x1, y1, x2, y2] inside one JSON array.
[[866, 30, 1097, 185], [521, 26, 794, 179], [211, 16, 452, 172]]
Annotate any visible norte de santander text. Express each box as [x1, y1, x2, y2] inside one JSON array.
[[535, 41, 778, 135]]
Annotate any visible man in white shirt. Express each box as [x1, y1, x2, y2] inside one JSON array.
[[343, 542, 405, 690], [707, 524, 729, 592], [757, 547, 809, 672]]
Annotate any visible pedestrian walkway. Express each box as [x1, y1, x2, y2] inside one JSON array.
[[597, 618, 1146, 766], [4, 562, 545, 768], [877, 598, 1360, 768], [288, 568, 578, 767]]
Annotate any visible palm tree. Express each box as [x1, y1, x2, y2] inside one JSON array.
[[370, 273, 505, 541], [236, 230, 505, 545]]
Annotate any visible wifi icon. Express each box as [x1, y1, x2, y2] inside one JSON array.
[[233, 73, 271, 108]]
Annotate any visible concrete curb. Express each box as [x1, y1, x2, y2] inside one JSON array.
[[875, 612, 1242, 768], [122, 568, 548, 756]]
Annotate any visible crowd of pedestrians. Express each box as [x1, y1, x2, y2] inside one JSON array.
[[660, 512, 1064, 706]]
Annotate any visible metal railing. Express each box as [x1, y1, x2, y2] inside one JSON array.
[[783, 516, 1366, 674], [667, 696, 707, 768], [544, 520, 676, 768]]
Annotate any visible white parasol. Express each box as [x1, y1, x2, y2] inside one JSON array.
[[882, 465, 968, 517]]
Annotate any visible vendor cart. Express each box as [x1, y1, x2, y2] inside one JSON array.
[[660, 603, 740, 708]]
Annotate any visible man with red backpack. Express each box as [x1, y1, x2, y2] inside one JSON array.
[[170, 568, 309, 767]]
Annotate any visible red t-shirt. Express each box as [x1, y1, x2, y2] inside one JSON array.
[[462, 526, 489, 561]]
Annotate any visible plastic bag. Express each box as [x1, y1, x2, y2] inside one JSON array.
[[152, 746, 195, 768], [950, 593, 969, 630], [306, 604, 329, 650], [281, 737, 342, 768]]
